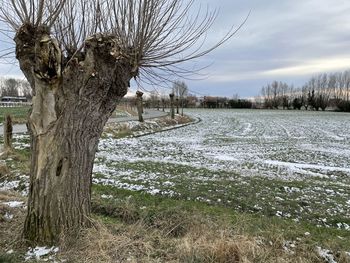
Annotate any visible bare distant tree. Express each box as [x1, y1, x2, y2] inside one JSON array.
[[0, 0, 244, 244], [343, 70, 350, 102], [169, 93, 175, 119], [21, 80, 32, 99], [317, 73, 330, 111], [280, 82, 289, 109], [136, 91, 144, 122], [261, 85, 272, 109], [148, 90, 159, 109], [1, 78, 20, 97], [271, 81, 280, 109], [173, 80, 188, 116]]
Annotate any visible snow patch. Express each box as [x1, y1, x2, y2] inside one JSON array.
[[3, 201, 24, 208], [101, 194, 113, 199], [4, 212, 14, 220], [265, 160, 350, 173], [25, 246, 59, 261], [0, 180, 20, 191], [316, 247, 337, 263]]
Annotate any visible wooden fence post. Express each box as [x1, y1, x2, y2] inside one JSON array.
[[4, 114, 13, 151]]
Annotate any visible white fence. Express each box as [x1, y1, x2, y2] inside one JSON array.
[[0, 102, 31, 107]]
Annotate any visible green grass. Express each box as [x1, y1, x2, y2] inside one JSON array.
[[93, 159, 350, 229], [0, 107, 30, 124], [92, 185, 350, 252]]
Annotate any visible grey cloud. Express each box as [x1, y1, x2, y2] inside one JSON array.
[[185, 0, 350, 97], [1, 0, 350, 97]]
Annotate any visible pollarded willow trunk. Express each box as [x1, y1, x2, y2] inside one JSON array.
[[15, 24, 133, 244], [136, 91, 144, 122]]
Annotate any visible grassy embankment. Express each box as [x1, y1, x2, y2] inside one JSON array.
[[0, 107, 31, 124], [0, 105, 133, 124]]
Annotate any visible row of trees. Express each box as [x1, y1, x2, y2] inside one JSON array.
[[261, 70, 350, 111], [132, 93, 252, 110], [0, 77, 32, 98]]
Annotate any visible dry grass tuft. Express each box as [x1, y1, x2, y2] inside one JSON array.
[[0, 150, 10, 160], [0, 160, 10, 176], [0, 191, 26, 253], [60, 220, 175, 263], [159, 115, 194, 126], [67, 198, 340, 263], [86, 196, 336, 262], [179, 234, 259, 263], [0, 190, 21, 202], [115, 105, 138, 117], [1, 194, 348, 262], [104, 123, 133, 138], [60, 216, 301, 263]]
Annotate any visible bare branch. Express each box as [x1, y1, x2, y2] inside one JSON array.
[[1, 0, 246, 84]]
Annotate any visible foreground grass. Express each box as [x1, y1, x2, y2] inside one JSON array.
[[86, 185, 350, 262], [0, 106, 30, 124], [2, 185, 350, 262]]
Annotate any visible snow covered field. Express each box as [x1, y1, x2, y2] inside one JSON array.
[[94, 109, 350, 227]]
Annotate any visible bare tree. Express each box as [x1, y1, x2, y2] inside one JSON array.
[[173, 82, 180, 114], [0, 0, 243, 244], [148, 90, 159, 109], [280, 82, 289, 109], [169, 93, 175, 119], [261, 85, 273, 109], [271, 81, 280, 109], [1, 78, 20, 97], [318, 73, 330, 111], [343, 70, 350, 102], [21, 80, 32, 99], [173, 80, 188, 115], [136, 91, 144, 122]]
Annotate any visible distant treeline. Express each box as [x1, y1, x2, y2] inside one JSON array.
[[260, 69, 350, 112], [125, 92, 253, 110]]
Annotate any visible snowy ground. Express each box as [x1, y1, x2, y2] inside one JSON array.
[[1, 109, 349, 229], [94, 109, 350, 228]]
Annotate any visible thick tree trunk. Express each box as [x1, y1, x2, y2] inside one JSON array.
[[15, 25, 132, 244]]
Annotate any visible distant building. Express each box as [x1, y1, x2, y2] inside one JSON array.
[[0, 96, 30, 107]]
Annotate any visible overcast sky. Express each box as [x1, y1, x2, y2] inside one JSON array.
[[1, 0, 350, 98]]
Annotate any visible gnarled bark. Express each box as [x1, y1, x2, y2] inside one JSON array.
[[15, 24, 133, 244]]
